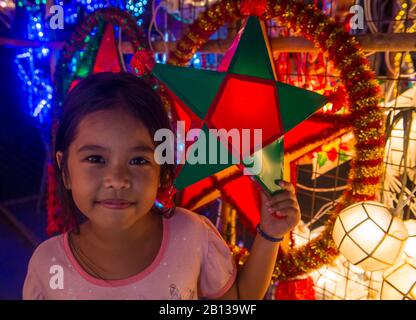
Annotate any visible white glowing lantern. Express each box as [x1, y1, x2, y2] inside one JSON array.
[[332, 201, 408, 272], [404, 220, 416, 258], [381, 257, 416, 300], [383, 88, 416, 182], [310, 255, 369, 300], [312, 265, 344, 300]]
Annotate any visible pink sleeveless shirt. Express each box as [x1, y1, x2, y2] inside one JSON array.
[[23, 207, 236, 300]]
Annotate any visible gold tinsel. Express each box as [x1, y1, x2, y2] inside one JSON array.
[[349, 80, 379, 95], [354, 164, 385, 179], [350, 179, 381, 194], [354, 96, 381, 108], [324, 28, 348, 49], [338, 52, 365, 69], [355, 127, 384, 141], [344, 65, 374, 80], [354, 115, 384, 130], [186, 31, 206, 46]]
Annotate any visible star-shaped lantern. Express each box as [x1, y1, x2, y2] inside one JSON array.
[[133, 16, 327, 197], [68, 24, 123, 92]]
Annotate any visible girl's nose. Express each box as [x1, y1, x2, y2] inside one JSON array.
[[103, 165, 132, 190]]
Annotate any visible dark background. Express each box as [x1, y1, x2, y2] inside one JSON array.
[[0, 45, 48, 299]]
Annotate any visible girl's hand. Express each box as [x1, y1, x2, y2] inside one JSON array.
[[259, 180, 301, 239]]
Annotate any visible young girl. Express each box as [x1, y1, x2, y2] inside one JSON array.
[[23, 72, 301, 300]]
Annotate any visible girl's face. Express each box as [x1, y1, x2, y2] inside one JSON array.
[[56, 108, 161, 230]]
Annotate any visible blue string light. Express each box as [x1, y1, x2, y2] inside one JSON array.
[[14, 0, 53, 128], [14, 0, 150, 128], [126, 0, 148, 26], [15, 49, 53, 125]]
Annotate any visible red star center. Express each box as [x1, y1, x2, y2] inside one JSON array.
[[206, 74, 283, 159]]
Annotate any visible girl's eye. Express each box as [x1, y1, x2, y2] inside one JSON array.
[[84, 156, 149, 165], [129, 157, 149, 166], [85, 155, 105, 164]]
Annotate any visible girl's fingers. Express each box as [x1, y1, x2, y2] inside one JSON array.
[[265, 191, 288, 204], [265, 191, 297, 207], [260, 181, 301, 233], [260, 189, 271, 203], [259, 181, 295, 201], [266, 199, 299, 212], [277, 180, 295, 193], [270, 208, 300, 225], [269, 206, 299, 217], [285, 210, 301, 225]]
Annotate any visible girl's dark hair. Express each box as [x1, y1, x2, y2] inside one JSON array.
[[54, 72, 176, 231]]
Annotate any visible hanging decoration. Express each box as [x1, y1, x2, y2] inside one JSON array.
[[135, 2, 352, 241], [132, 15, 327, 198], [163, 0, 384, 281], [67, 22, 107, 90], [54, 7, 145, 102], [92, 23, 124, 73], [178, 104, 354, 233], [332, 201, 408, 272], [130, 46, 155, 77], [310, 256, 369, 300]]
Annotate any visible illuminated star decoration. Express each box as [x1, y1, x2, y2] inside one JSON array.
[[68, 23, 123, 92], [138, 16, 327, 196]]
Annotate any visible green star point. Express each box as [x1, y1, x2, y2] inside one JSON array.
[[244, 136, 284, 195], [153, 63, 226, 119], [228, 16, 275, 80], [173, 125, 237, 190], [276, 81, 328, 132]]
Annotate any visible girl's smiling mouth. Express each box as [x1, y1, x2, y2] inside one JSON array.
[[96, 199, 136, 209]]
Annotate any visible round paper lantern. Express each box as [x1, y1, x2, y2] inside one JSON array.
[[404, 220, 416, 259], [312, 265, 344, 300], [385, 115, 416, 182], [310, 255, 369, 300], [381, 257, 416, 300], [332, 201, 408, 272]]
